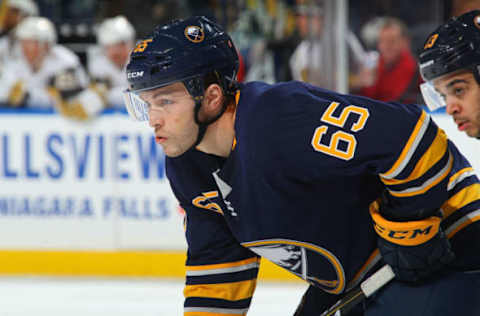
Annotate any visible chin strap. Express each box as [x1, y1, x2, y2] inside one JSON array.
[[192, 97, 229, 147], [185, 72, 237, 148]]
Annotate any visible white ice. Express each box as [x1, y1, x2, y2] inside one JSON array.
[[0, 277, 307, 315]]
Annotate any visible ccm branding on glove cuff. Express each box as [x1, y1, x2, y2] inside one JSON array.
[[369, 206, 441, 246]]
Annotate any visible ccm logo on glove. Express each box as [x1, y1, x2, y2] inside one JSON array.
[[370, 208, 441, 246]]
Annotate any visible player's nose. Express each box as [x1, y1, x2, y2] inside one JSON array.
[[148, 110, 164, 128], [445, 97, 461, 115]]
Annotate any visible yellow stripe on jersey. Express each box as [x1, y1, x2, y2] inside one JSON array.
[[184, 279, 257, 301], [231, 90, 241, 152], [381, 129, 447, 186], [235, 90, 241, 105], [185, 308, 247, 316], [441, 183, 480, 218], [387, 153, 452, 198], [185, 313, 245, 316], [381, 111, 429, 179]]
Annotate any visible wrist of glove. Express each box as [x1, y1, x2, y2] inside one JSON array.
[[48, 68, 83, 100], [370, 207, 455, 283]]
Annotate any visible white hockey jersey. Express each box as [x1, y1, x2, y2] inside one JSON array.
[[0, 44, 103, 117], [87, 46, 128, 109], [0, 35, 21, 70]]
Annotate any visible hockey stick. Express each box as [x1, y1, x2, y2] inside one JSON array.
[[320, 264, 395, 316]]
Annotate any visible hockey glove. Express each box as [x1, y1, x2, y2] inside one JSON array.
[[48, 68, 83, 100], [370, 207, 455, 283]]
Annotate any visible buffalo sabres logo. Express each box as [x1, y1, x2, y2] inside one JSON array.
[[243, 239, 346, 294], [184, 25, 205, 43]]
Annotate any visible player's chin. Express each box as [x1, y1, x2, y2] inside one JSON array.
[[163, 146, 187, 158], [466, 127, 480, 138]]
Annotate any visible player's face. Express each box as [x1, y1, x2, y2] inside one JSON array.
[[140, 82, 198, 157], [433, 71, 480, 138], [377, 25, 407, 66], [20, 39, 49, 71], [105, 41, 132, 70]]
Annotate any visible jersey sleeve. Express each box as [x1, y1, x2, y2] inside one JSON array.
[[371, 107, 480, 229], [440, 141, 480, 239], [247, 82, 480, 230], [168, 172, 260, 316]]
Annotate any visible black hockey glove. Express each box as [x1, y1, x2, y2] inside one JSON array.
[[48, 68, 83, 100], [370, 206, 455, 283]]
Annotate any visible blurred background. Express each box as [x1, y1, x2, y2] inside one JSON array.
[[0, 0, 479, 315]]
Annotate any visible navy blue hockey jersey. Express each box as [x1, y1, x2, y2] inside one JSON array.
[[166, 81, 480, 316]]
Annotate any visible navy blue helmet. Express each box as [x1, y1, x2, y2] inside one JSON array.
[[126, 16, 239, 99], [418, 10, 480, 111], [419, 10, 480, 83]]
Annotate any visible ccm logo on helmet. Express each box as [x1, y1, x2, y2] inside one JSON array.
[[127, 71, 144, 79]]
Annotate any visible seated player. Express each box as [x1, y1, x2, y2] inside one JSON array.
[[0, 16, 104, 120], [87, 15, 136, 109]]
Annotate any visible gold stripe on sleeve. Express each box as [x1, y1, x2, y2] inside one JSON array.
[[380, 111, 428, 179], [441, 183, 480, 218], [387, 153, 452, 197], [382, 128, 447, 186], [184, 279, 257, 301]]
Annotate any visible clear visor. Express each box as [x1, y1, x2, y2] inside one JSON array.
[[420, 82, 446, 112], [122, 89, 149, 121]]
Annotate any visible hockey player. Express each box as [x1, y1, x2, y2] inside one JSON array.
[[0, 0, 38, 66], [419, 10, 480, 139], [124, 16, 480, 315], [0, 16, 104, 119], [88, 15, 135, 108]]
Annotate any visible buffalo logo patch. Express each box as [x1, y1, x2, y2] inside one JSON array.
[[244, 239, 346, 294], [184, 25, 205, 43]]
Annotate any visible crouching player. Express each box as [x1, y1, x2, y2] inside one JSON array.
[[124, 16, 480, 315]]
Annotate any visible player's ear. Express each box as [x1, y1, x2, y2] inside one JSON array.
[[203, 83, 224, 112]]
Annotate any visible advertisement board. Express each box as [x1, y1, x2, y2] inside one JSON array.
[[0, 110, 186, 251]]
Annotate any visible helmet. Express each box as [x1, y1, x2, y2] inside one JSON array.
[[125, 16, 238, 114], [97, 15, 135, 46], [124, 15, 239, 150], [124, 16, 239, 121], [16, 17, 57, 44], [418, 10, 480, 111], [419, 10, 480, 82], [8, 0, 39, 16]]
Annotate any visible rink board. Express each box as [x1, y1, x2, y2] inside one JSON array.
[[0, 109, 477, 279]]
